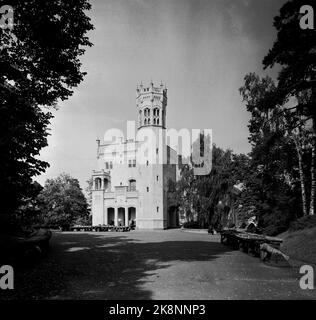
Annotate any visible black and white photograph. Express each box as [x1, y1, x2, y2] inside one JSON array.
[[0, 0, 316, 309]]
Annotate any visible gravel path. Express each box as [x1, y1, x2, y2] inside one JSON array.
[[1, 230, 315, 300]]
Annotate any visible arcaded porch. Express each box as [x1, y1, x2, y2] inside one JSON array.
[[105, 207, 136, 227]]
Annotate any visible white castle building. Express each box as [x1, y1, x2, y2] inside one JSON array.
[[91, 82, 180, 229]]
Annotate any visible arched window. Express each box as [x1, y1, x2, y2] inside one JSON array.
[[128, 179, 136, 191], [139, 110, 142, 125], [104, 178, 110, 191], [95, 177, 102, 190], [153, 108, 160, 126]]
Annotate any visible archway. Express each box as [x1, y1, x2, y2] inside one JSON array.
[[95, 177, 102, 190], [168, 206, 178, 228], [118, 207, 125, 226], [128, 207, 136, 228], [107, 207, 114, 225]]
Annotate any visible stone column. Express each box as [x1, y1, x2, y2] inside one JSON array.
[[104, 208, 108, 225], [101, 178, 104, 190], [125, 207, 129, 227], [114, 207, 118, 226]]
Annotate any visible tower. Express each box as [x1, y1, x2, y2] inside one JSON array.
[[136, 81, 167, 129], [135, 81, 169, 229]]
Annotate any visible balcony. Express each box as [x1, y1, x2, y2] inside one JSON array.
[[104, 192, 115, 199], [127, 190, 139, 198]]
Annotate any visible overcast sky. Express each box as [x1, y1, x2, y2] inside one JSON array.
[[35, 0, 286, 189]]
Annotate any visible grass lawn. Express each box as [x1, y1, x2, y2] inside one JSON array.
[[280, 227, 316, 265]]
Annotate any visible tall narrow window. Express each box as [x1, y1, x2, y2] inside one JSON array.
[[128, 179, 136, 191], [147, 187, 149, 192]]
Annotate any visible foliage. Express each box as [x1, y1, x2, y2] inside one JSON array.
[[263, 0, 316, 215], [85, 177, 93, 211], [289, 215, 316, 232], [239, 73, 303, 235], [175, 143, 251, 229], [0, 0, 93, 222], [37, 173, 89, 228]]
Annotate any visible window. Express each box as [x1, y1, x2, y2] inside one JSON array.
[[147, 187, 149, 192], [157, 175, 159, 181], [133, 159, 136, 167], [110, 161, 113, 169], [95, 178, 102, 190], [105, 162, 109, 169], [153, 108, 160, 126], [157, 206, 159, 212], [128, 160, 132, 168], [128, 179, 136, 191], [146, 160, 149, 166], [104, 179, 109, 191]]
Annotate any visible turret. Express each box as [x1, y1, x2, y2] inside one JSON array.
[[136, 81, 167, 130]]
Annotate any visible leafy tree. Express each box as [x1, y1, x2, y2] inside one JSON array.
[[37, 173, 89, 228], [240, 73, 304, 234], [263, 0, 316, 215], [85, 177, 93, 211], [175, 141, 250, 229], [12, 181, 43, 229], [174, 165, 196, 223], [0, 0, 93, 227]]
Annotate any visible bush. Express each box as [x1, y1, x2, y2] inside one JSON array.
[[289, 215, 316, 232], [182, 221, 201, 229], [263, 224, 288, 236]]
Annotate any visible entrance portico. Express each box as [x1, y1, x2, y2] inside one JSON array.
[[106, 207, 136, 227]]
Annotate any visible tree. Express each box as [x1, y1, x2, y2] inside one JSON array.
[[175, 141, 250, 229], [0, 0, 93, 227], [263, 0, 316, 214], [240, 73, 304, 234], [85, 177, 93, 211], [38, 173, 89, 228]]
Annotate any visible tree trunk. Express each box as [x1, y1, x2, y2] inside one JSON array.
[[293, 136, 308, 216], [309, 117, 316, 216]]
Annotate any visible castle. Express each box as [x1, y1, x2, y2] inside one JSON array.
[[91, 82, 180, 229]]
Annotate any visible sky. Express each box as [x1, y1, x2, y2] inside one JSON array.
[[35, 0, 286, 190]]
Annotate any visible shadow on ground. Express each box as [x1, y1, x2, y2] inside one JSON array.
[[1, 231, 232, 300]]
